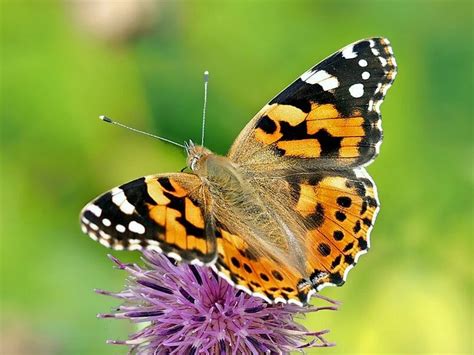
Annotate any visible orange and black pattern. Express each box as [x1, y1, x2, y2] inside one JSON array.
[[229, 38, 396, 168], [80, 38, 396, 306], [212, 223, 313, 304], [80, 173, 216, 264], [288, 169, 379, 290]]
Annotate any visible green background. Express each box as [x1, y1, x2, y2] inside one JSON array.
[[1, 1, 472, 354]]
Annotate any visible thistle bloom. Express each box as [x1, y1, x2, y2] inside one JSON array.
[[97, 251, 338, 354]]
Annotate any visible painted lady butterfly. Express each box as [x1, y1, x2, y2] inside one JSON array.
[[80, 38, 397, 306]]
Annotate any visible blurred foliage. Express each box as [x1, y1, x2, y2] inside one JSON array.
[[1, 0, 472, 354]]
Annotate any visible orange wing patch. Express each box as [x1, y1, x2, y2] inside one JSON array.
[[291, 169, 379, 290], [228, 38, 396, 168], [80, 173, 216, 264], [212, 226, 312, 305], [250, 102, 371, 162], [144, 175, 215, 262]]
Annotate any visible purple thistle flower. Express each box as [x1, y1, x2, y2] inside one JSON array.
[[96, 251, 338, 354]]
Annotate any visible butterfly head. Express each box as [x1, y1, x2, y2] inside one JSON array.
[[185, 140, 212, 172]]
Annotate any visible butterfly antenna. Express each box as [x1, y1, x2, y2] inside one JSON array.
[[99, 115, 185, 149], [201, 70, 209, 147]]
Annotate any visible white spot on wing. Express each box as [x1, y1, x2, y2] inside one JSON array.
[[343, 263, 355, 282], [382, 82, 392, 96], [274, 297, 286, 304], [376, 119, 383, 130], [391, 55, 397, 67], [362, 71, 370, 80], [374, 83, 382, 94], [371, 48, 380, 56], [378, 56, 387, 66], [342, 44, 357, 59], [146, 244, 162, 253], [81, 225, 87, 233], [300, 70, 339, 91], [102, 218, 111, 227], [86, 204, 102, 217], [99, 239, 111, 248], [116, 224, 126, 233], [111, 188, 135, 215], [129, 221, 145, 234], [358, 59, 368, 67], [167, 252, 182, 262], [374, 100, 383, 113], [349, 83, 364, 98], [99, 230, 111, 239], [316, 282, 336, 291]]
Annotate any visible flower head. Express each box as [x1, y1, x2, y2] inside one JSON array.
[[97, 251, 338, 354]]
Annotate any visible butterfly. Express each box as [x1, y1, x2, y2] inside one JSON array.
[[80, 38, 397, 306]]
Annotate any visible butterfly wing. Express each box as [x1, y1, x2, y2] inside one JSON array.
[[80, 173, 216, 264], [218, 38, 396, 303], [210, 167, 379, 305], [212, 223, 314, 305], [284, 168, 379, 291], [228, 37, 396, 169]]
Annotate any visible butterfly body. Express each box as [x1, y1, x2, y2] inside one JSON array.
[[81, 38, 397, 305], [188, 145, 308, 280]]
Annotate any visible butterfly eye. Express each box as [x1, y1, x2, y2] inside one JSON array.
[[190, 156, 200, 171]]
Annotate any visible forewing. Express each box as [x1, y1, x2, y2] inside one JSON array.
[[228, 37, 397, 169], [80, 173, 216, 264]]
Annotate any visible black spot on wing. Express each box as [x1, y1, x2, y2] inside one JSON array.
[[231, 257, 241, 268], [278, 120, 308, 140], [277, 122, 342, 158], [333, 230, 344, 241], [303, 203, 325, 229], [358, 237, 368, 250], [335, 211, 347, 222], [344, 254, 354, 265], [337, 196, 352, 208], [318, 243, 331, 256], [272, 270, 284, 281], [331, 255, 342, 269], [329, 272, 344, 286], [255, 115, 277, 134], [157, 177, 175, 192], [163, 191, 205, 239], [239, 247, 259, 261], [314, 128, 343, 157], [353, 220, 362, 233], [120, 177, 157, 216], [269, 83, 314, 113]]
